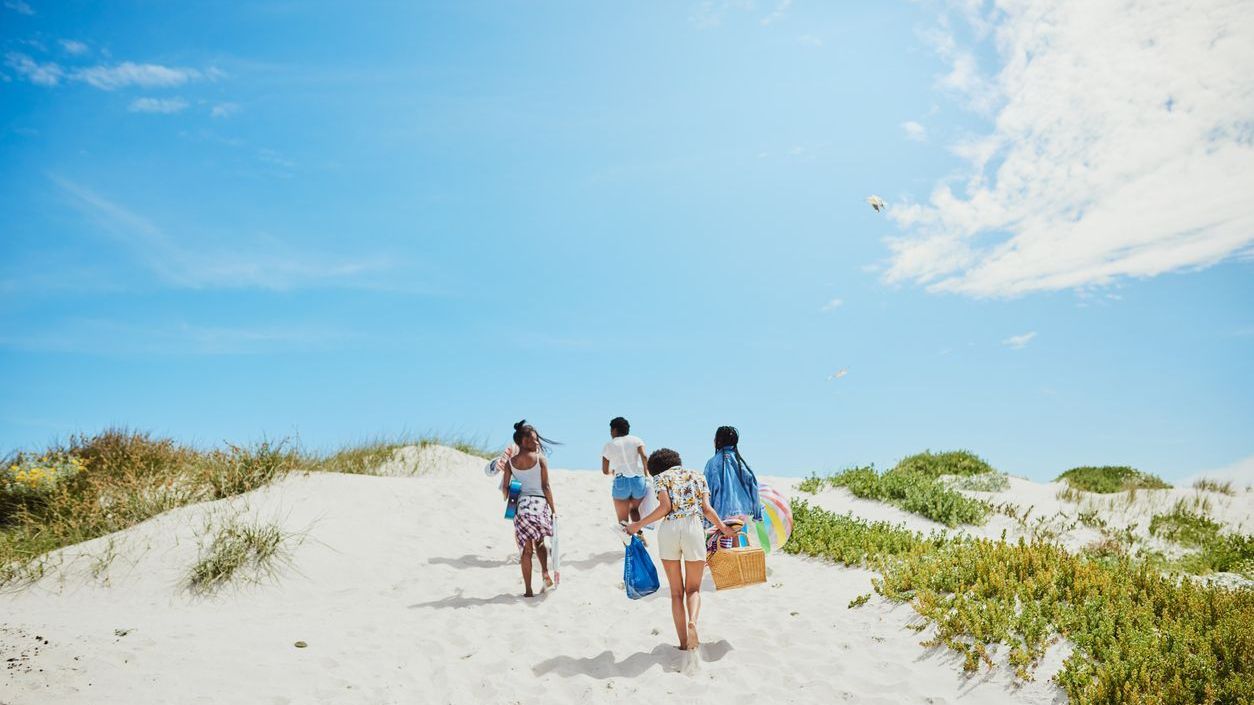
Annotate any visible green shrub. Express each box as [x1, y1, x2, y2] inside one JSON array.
[[1056, 465, 1171, 493], [817, 457, 992, 527], [893, 450, 995, 478], [785, 500, 1254, 704], [1151, 504, 1254, 578]]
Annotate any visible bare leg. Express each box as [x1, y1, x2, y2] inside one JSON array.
[[520, 541, 535, 597], [627, 496, 642, 523], [612, 498, 632, 523], [683, 560, 705, 647], [537, 542, 552, 587], [661, 559, 688, 649]]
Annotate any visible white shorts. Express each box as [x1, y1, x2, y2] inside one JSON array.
[[658, 516, 706, 562]]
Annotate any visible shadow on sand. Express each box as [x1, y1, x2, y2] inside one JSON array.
[[559, 550, 621, 570], [532, 640, 733, 678], [408, 588, 551, 609], [427, 554, 514, 569]]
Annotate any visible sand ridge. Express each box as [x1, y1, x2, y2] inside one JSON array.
[[1, 447, 1073, 705]]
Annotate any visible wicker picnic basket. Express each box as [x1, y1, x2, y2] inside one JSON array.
[[707, 545, 766, 590]]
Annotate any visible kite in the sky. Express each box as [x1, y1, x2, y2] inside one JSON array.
[[866, 195, 886, 213], [827, 368, 848, 381]]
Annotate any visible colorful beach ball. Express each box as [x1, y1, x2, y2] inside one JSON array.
[[735, 482, 793, 553]]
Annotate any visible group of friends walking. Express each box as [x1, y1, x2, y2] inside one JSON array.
[[489, 418, 761, 651]]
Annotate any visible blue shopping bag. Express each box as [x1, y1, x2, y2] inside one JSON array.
[[623, 534, 659, 600]]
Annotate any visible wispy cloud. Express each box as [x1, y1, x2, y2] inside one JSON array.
[[3, 0, 33, 15], [901, 120, 927, 142], [50, 175, 405, 291], [128, 97, 189, 114], [59, 39, 88, 55], [5, 52, 218, 91], [886, 0, 1254, 298], [820, 298, 844, 311], [797, 34, 823, 47], [74, 62, 214, 90], [760, 0, 792, 26], [5, 52, 63, 85], [0, 318, 354, 355], [210, 101, 240, 118], [1001, 331, 1037, 349]]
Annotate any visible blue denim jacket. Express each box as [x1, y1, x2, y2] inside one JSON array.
[[703, 447, 762, 521]]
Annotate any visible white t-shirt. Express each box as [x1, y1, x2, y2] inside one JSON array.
[[602, 435, 646, 477]]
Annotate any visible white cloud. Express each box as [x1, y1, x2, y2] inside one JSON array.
[[6, 53, 218, 92], [128, 97, 189, 114], [4, 0, 34, 15], [902, 120, 927, 142], [5, 52, 63, 85], [798, 34, 823, 47], [1001, 331, 1037, 349], [73, 62, 206, 90], [820, 298, 844, 311], [210, 101, 240, 118], [59, 39, 88, 55], [49, 176, 402, 291], [887, 0, 1254, 298], [761, 0, 792, 26]]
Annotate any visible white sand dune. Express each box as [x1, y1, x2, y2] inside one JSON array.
[[15, 447, 1217, 704]]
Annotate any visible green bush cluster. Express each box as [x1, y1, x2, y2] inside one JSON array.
[[799, 450, 996, 527], [1056, 465, 1171, 493], [0, 428, 493, 586], [785, 500, 1254, 705], [1150, 504, 1254, 578]]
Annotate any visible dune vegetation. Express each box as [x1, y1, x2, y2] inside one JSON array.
[[1056, 465, 1171, 493], [786, 501, 1254, 705], [798, 450, 996, 527], [0, 428, 494, 587]]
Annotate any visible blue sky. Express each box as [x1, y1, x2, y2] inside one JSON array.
[[2, 1, 1252, 482]]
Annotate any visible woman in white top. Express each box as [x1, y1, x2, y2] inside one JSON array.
[[601, 416, 650, 524]]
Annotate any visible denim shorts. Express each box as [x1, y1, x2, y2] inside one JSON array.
[[612, 474, 648, 500]]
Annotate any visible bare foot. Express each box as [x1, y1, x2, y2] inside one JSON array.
[[523, 590, 535, 598], [687, 622, 699, 648], [543, 572, 554, 588]]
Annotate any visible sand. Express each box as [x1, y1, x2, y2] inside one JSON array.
[[6, 446, 1246, 704]]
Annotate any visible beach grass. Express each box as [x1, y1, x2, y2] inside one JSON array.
[[1056, 465, 1171, 493], [0, 428, 493, 587], [785, 500, 1254, 705], [1192, 477, 1236, 496], [798, 450, 995, 527], [186, 513, 301, 594]]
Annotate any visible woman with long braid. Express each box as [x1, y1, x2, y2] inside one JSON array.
[[703, 426, 762, 536]]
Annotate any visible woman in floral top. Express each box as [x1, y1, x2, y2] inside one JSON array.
[[626, 448, 737, 651]]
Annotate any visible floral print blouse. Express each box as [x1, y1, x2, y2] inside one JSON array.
[[655, 466, 710, 520]]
